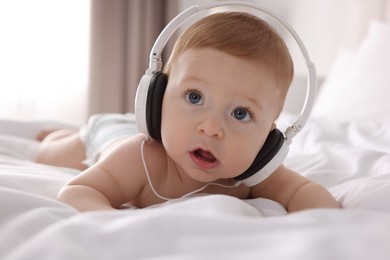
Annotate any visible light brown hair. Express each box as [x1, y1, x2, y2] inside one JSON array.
[[164, 12, 294, 110]]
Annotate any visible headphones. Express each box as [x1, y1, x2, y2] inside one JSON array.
[[135, 1, 317, 187]]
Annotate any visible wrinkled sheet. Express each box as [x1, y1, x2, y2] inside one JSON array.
[[1, 116, 390, 260]]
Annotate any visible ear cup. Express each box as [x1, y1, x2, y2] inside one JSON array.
[[145, 72, 168, 140], [234, 128, 285, 181]]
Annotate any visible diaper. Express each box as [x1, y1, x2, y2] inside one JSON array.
[[80, 113, 139, 166]]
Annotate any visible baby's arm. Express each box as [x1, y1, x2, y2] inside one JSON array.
[[57, 134, 147, 212], [250, 165, 340, 212], [57, 183, 114, 212], [285, 181, 340, 211]]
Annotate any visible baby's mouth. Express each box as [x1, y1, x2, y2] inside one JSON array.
[[194, 149, 216, 162], [190, 148, 218, 169]]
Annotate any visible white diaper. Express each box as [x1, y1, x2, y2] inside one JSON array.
[[80, 113, 139, 166]]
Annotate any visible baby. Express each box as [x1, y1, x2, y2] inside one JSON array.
[[36, 12, 340, 212]]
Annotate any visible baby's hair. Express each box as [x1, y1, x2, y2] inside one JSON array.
[[164, 12, 294, 114]]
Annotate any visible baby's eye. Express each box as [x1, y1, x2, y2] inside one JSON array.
[[232, 107, 253, 122], [185, 90, 203, 105]]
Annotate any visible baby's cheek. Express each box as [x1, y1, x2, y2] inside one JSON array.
[[242, 138, 265, 165], [225, 144, 257, 175]]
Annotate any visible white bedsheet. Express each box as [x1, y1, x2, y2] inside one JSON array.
[[1, 116, 390, 260]]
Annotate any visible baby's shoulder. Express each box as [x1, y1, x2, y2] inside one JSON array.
[[94, 134, 167, 185], [110, 134, 167, 167]]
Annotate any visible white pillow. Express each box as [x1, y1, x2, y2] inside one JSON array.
[[312, 20, 390, 122]]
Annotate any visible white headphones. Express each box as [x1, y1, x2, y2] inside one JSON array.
[[134, 1, 317, 187]]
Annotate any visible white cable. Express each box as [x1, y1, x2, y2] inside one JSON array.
[[140, 140, 241, 201]]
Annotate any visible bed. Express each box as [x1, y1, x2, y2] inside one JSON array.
[[1, 20, 390, 260]]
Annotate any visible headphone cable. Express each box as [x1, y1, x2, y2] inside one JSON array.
[[141, 140, 241, 201]]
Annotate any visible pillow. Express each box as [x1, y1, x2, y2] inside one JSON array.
[[312, 20, 390, 122]]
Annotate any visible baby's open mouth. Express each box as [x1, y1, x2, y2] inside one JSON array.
[[194, 149, 216, 162], [190, 148, 219, 169]]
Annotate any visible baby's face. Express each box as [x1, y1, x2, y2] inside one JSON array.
[[161, 47, 281, 182]]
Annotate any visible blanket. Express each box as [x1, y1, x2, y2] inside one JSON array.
[[1, 116, 390, 259]]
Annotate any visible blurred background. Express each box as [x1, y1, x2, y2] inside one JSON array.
[[0, 0, 388, 125]]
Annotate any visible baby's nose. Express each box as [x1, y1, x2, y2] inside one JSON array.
[[197, 116, 224, 139]]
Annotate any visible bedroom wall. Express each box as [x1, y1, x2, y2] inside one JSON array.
[[385, 0, 390, 22], [174, 0, 387, 113]]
